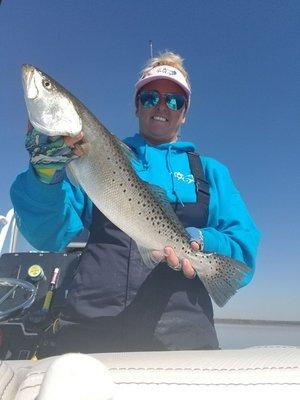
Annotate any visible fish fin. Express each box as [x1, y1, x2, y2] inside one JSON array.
[[200, 275, 237, 307], [135, 242, 164, 269], [146, 183, 189, 238], [66, 164, 80, 187], [112, 135, 140, 164], [193, 254, 251, 307]]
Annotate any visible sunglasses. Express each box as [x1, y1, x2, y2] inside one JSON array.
[[138, 90, 187, 111]]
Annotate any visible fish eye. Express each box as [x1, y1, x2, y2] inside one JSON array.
[[42, 79, 52, 90]]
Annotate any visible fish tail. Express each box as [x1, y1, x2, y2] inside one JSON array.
[[192, 254, 251, 307], [199, 274, 238, 307]]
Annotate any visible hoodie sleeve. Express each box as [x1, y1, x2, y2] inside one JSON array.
[[10, 165, 92, 252], [201, 157, 261, 287]]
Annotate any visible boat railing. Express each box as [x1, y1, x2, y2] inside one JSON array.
[[0, 208, 18, 256]]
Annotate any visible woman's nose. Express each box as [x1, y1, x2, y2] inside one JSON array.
[[156, 96, 168, 111]]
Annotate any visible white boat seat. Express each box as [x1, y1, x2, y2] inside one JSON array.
[[3, 346, 300, 399]]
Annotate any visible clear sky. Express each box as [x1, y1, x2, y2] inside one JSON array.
[[0, 1, 299, 321]]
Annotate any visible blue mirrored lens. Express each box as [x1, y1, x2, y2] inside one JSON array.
[[165, 94, 185, 111], [139, 91, 159, 108]]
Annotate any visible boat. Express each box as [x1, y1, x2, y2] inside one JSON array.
[[1, 209, 300, 399]]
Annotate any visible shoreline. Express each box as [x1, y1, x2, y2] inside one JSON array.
[[215, 318, 300, 326]]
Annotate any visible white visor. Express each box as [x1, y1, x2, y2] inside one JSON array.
[[135, 65, 191, 109]]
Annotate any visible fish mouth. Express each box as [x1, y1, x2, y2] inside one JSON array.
[[22, 64, 38, 100]]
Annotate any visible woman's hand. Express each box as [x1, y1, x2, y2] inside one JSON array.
[[27, 121, 84, 157], [26, 121, 85, 183], [152, 227, 204, 279], [165, 242, 200, 279], [64, 132, 85, 156], [152, 241, 200, 279]]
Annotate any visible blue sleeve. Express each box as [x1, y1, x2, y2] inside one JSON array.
[[10, 165, 92, 252], [201, 157, 261, 287]]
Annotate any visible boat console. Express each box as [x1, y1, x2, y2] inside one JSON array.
[[0, 250, 82, 360]]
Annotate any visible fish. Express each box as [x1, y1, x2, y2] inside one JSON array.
[[22, 64, 251, 307]]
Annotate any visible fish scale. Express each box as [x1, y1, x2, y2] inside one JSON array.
[[22, 64, 252, 307]]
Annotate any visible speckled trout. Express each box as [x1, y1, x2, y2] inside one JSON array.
[[22, 64, 251, 307]]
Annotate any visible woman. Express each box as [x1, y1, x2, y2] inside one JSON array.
[[11, 52, 260, 353]]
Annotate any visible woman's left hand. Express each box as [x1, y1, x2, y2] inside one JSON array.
[[164, 243, 200, 279], [152, 242, 200, 279]]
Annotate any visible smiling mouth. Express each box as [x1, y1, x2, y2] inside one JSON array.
[[152, 116, 167, 122]]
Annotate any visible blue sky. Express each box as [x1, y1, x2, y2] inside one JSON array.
[[0, 1, 299, 321]]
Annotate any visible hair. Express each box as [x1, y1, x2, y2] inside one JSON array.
[[139, 51, 191, 89]]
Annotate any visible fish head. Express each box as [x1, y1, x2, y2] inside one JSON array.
[[22, 64, 82, 137]]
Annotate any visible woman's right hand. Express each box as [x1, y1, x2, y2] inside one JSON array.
[[25, 121, 84, 184]]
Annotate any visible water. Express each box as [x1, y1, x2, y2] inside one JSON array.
[[215, 322, 300, 349]]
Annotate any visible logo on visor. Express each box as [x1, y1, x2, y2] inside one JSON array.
[[155, 67, 177, 76]]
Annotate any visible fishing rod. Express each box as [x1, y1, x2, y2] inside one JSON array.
[[149, 40, 153, 59]]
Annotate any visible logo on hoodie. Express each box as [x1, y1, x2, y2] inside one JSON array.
[[173, 171, 195, 184]]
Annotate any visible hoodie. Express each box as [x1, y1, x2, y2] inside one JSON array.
[[10, 133, 260, 286]]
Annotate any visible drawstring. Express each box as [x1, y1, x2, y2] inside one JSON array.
[[142, 143, 150, 170], [139, 140, 184, 207], [166, 147, 184, 207]]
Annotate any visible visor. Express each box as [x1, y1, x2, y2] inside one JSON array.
[[135, 65, 191, 109]]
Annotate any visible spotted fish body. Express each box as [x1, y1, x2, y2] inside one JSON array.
[[22, 64, 251, 307]]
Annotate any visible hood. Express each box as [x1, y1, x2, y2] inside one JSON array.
[[124, 133, 196, 166]]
